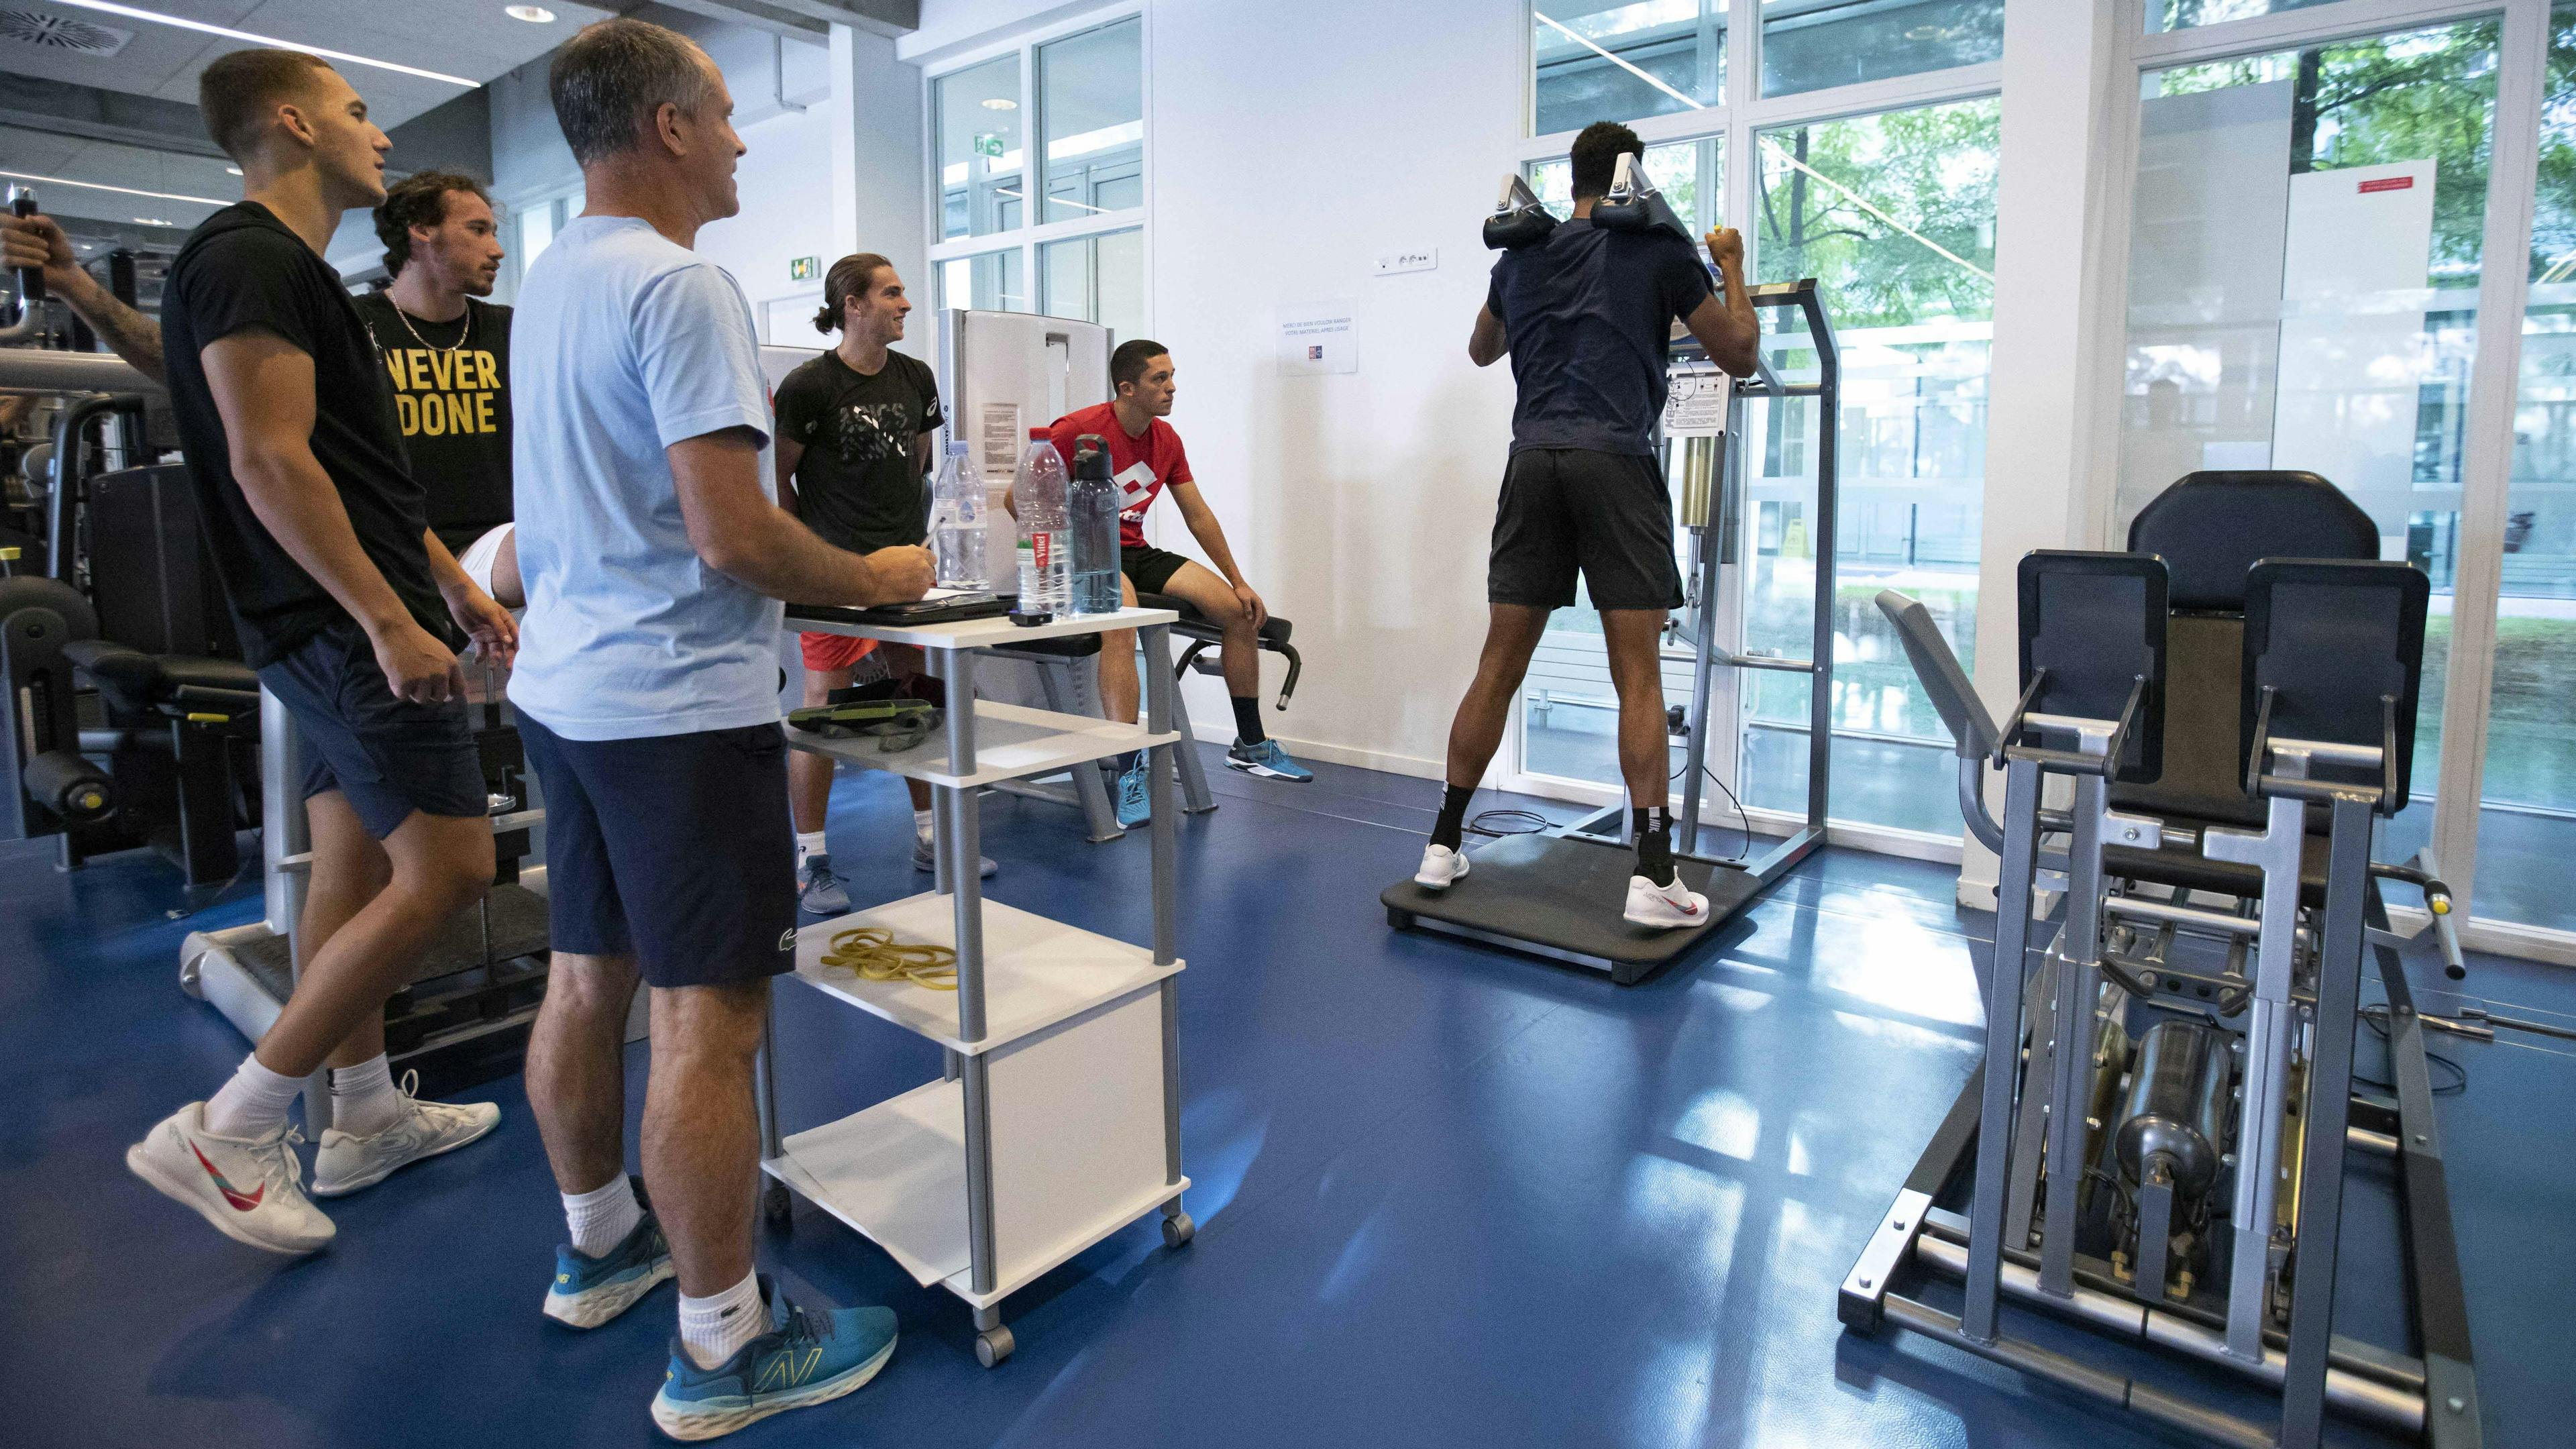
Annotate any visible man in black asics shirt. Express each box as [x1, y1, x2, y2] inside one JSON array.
[[354, 170, 521, 606]]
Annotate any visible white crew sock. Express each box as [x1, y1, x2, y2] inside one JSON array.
[[328, 1053, 404, 1137], [562, 1174, 643, 1259], [204, 1052, 306, 1140], [796, 829, 828, 867], [678, 1269, 768, 1369], [912, 808, 934, 843]]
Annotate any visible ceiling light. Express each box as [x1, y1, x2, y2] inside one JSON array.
[[46, 1, 479, 87], [133, 216, 173, 226], [0, 168, 225, 206], [981, 98, 1017, 111], [225, 166, 241, 176], [504, 5, 555, 20]]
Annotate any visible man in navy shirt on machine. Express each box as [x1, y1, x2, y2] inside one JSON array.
[[1417, 120, 1760, 929]]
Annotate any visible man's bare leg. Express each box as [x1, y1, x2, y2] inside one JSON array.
[[641, 979, 771, 1297], [788, 663, 855, 836], [1424, 604, 1553, 856], [1099, 572, 1142, 724], [527, 950, 641, 1197], [296, 790, 395, 1071], [1599, 608, 1672, 820]]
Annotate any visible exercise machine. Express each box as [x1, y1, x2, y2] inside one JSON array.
[[1382, 279, 1841, 983], [1839, 471, 2482, 1448]]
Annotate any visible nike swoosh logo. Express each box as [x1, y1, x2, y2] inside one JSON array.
[[189, 1140, 266, 1212]]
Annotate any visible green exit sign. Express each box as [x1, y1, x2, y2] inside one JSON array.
[[789, 256, 819, 282], [975, 131, 1004, 159]]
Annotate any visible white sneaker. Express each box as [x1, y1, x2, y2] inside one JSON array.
[[312, 1071, 500, 1197], [1624, 873, 1711, 930], [1415, 843, 1470, 890], [126, 1103, 335, 1255]]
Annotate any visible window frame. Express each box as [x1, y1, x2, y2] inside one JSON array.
[[2078, 0, 2561, 960], [1503, 3, 2003, 861], [923, 7, 1150, 335]]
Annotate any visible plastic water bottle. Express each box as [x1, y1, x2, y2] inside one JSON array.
[[1012, 431, 1071, 613], [1068, 435, 1122, 616], [928, 440, 985, 590]]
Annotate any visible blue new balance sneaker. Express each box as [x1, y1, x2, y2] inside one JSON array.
[[543, 1190, 675, 1329], [1227, 739, 1313, 782], [1115, 756, 1152, 828], [650, 1275, 898, 1442]]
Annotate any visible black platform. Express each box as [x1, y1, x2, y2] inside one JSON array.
[[1381, 833, 1763, 984]]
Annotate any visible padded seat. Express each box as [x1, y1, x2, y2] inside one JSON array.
[[62, 640, 259, 718], [1136, 590, 1293, 647]]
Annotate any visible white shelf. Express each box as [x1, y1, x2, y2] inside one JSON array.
[[794, 891, 1182, 1054], [786, 698, 1175, 788], [785, 604, 1177, 652], [763, 1076, 1189, 1298]]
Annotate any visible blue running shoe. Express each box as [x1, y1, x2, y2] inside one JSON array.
[[650, 1275, 898, 1442], [544, 1187, 676, 1330], [1227, 739, 1313, 782], [1115, 756, 1152, 828]]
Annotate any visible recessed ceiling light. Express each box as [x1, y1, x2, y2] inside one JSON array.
[[981, 98, 1017, 111], [134, 216, 173, 226], [46, 1, 478, 87], [505, 5, 555, 20], [225, 166, 241, 176], [0, 168, 224, 206]]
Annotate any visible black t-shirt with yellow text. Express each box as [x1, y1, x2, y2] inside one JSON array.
[[353, 292, 513, 552]]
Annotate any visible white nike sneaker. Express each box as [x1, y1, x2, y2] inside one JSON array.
[[1415, 843, 1470, 890], [126, 1103, 335, 1255], [1624, 873, 1711, 930], [312, 1072, 501, 1197]]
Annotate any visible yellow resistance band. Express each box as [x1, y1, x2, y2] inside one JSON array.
[[816, 926, 957, 991]]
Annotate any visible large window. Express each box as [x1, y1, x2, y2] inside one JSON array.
[[1510, 4, 2002, 845], [2116, 19, 2502, 871], [928, 16, 1145, 334]]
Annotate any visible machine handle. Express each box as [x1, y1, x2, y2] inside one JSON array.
[[10, 189, 44, 307]]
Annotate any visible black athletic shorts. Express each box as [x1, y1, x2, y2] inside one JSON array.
[[1487, 447, 1684, 611], [1120, 543, 1190, 596], [255, 616, 486, 839], [519, 714, 798, 989]]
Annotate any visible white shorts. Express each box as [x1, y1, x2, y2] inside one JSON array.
[[458, 522, 514, 600]]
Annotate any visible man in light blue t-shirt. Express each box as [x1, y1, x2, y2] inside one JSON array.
[[506, 19, 930, 1440]]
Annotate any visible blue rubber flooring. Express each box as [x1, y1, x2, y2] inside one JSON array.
[[3, 746, 2569, 1448]]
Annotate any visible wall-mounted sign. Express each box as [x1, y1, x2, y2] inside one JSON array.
[[789, 256, 819, 282], [975, 132, 1004, 159]]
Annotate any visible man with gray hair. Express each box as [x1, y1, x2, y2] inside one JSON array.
[[508, 17, 930, 1439]]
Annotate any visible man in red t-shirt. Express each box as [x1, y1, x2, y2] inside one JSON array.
[[1050, 339, 1309, 824]]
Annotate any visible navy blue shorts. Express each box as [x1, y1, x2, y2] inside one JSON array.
[[519, 714, 798, 990], [1487, 447, 1684, 612], [255, 617, 486, 840]]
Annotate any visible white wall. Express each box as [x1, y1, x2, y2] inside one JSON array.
[[698, 105, 841, 340], [909, 0, 1524, 775]]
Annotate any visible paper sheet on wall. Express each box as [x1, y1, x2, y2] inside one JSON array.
[[979, 403, 1023, 483], [1278, 300, 1358, 376], [1662, 368, 1728, 438]]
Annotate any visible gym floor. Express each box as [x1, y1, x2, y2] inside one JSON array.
[[3, 747, 2568, 1448]]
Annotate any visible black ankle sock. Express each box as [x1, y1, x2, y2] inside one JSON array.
[[1432, 784, 1475, 851], [1632, 806, 1676, 887], [1231, 694, 1267, 747]]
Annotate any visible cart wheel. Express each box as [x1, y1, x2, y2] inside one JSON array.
[[761, 1183, 793, 1226], [1161, 1211, 1195, 1248], [975, 1325, 1015, 1368], [1387, 906, 1415, 930]]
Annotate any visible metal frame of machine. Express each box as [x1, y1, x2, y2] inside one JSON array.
[[1839, 480, 2482, 1448]]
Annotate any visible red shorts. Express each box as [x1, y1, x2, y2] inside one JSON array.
[[799, 631, 879, 673]]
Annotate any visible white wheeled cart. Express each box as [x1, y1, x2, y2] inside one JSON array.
[[759, 604, 1192, 1368]]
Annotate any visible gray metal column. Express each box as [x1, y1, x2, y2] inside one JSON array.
[[1963, 753, 2044, 1342], [932, 649, 987, 1044], [1142, 623, 1179, 967], [2207, 790, 2308, 1362], [961, 1051, 998, 1296], [2038, 769, 2108, 1299], [2278, 796, 2375, 1449]]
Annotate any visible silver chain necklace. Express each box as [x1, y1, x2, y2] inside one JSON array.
[[391, 298, 472, 354]]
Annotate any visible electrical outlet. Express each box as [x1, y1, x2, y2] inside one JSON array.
[[1373, 248, 1438, 276]]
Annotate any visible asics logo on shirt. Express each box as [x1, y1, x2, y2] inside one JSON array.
[[816, 401, 914, 470], [189, 1140, 265, 1212]]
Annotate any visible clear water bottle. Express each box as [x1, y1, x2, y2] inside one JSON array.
[[928, 440, 985, 590], [1012, 429, 1071, 614], [1068, 434, 1122, 616]]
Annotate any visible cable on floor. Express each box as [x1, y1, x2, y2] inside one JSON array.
[[815, 926, 957, 991], [2355, 1002, 2469, 1095], [1467, 808, 1550, 837], [1668, 756, 1753, 863]]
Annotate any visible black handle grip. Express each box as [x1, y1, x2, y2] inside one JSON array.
[[10, 190, 44, 307]]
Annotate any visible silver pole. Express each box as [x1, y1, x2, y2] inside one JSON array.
[[1142, 623, 1178, 966], [932, 649, 987, 1044], [1962, 753, 2043, 1342]]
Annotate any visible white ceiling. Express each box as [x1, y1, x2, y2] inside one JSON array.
[[0, 120, 237, 228], [0, 0, 618, 131]]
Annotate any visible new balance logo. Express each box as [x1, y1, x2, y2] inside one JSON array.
[[752, 1345, 824, 1389]]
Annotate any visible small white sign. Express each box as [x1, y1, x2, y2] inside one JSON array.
[[978, 403, 1022, 482], [1373, 248, 1438, 276], [1278, 299, 1358, 376], [1662, 368, 1729, 437]]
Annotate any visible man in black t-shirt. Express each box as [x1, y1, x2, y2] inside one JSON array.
[[123, 50, 517, 1258], [353, 170, 520, 606], [771, 252, 982, 908], [1417, 120, 1760, 930]]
